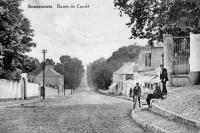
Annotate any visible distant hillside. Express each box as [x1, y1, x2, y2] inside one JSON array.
[[87, 44, 146, 90], [106, 44, 146, 73]]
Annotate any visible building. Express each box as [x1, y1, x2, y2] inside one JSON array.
[[109, 45, 164, 96], [163, 33, 200, 86], [138, 46, 164, 69], [109, 62, 138, 95], [137, 46, 163, 91], [36, 65, 64, 89]]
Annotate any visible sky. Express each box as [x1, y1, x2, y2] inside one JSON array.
[[21, 0, 147, 66]]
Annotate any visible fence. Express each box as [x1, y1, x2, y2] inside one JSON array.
[[172, 36, 190, 75]]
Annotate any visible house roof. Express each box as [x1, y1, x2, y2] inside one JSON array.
[[49, 68, 63, 77], [142, 50, 151, 54], [36, 65, 63, 78], [114, 62, 138, 75]]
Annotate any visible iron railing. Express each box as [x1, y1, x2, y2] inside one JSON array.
[[172, 36, 190, 75]]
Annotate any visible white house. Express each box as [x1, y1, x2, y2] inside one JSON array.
[[109, 45, 164, 96], [109, 62, 138, 95], [36, 65, 64, 90]]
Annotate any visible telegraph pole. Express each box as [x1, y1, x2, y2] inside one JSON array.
[[63, 63, 65, 96], [42, 49, 47, 99]]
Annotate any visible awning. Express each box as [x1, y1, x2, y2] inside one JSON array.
[[109, 83, 117, 89], [145, 76, 160, 84], [134, 76, 155, 85]]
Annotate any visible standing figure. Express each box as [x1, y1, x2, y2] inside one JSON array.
[[129, 82, 141, 109], [146, 83, 163, 108], [160, 64, 168, 95]]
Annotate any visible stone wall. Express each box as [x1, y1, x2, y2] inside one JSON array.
[[0, 74, 39, 99]]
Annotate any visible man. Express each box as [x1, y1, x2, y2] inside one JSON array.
[[129, 82, 141, 109], [160, 64, 168, 95], [146, 83, 163, 108]]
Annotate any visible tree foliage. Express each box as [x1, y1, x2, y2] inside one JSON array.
[[87, 58, 112, 90], [54, 55, 84, 89], [87, 44, 145, 90], [31, 58, 54, 76], [0, 0, 36, 80], [107, 44, 145, 72], [114, 0, 200, 45]]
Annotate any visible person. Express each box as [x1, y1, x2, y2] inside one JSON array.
[[146, 83, 163, 108], [160, 64, 168, 95], [129, 82, 141, 109]]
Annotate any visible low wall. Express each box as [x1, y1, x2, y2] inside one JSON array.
[[0, 79, 39, 99]]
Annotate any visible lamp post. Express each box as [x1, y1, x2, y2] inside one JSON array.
[[42, 49, 47, 99]]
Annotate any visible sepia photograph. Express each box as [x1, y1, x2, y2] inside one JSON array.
[[0, 0, 200, 132]]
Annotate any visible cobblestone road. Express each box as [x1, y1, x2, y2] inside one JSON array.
[[0, 90, 151, 133]]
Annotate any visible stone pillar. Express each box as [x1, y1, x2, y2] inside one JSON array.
[[20, 73, 28, 100], [190, 33, 200, 85], [163, 34, 174, 86]]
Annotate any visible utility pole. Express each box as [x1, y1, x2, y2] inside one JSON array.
[[63, 62, 65, 96], [42, 49, 47, 99]]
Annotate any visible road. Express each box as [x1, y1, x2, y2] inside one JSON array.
[[0, 73, 151, 133]]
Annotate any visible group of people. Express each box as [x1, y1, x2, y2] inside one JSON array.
[[129, 64, 168, 109]]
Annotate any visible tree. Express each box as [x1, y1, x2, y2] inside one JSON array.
[[87, 44, 145, 90], [107, 44, 145, 72], [0, 0, 36, 80], [31, 58, 55, 76], [45, 58, 55, 66], [114, 0, 200, 45], [54, 55, 84, 91], [22, 56, 38, 73], [87, 58, 111, 90]]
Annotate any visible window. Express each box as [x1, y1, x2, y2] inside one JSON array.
[[126, 74, 133, 80], [145, 53, 151, 67]]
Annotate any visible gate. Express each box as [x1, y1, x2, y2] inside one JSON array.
[[172, 37, 190, 75]]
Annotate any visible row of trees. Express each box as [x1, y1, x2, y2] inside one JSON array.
[[87, 44, 145, 90], [0, 0, 36, 81], [113, 0, 200, 45], [54, 55, 84, 90], [31, 56, 84, 90], [0, 0, 85, 90]]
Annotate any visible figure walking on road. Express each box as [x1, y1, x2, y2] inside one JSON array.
[[160, 64, 168, 95], [129, 82, 141, 109]]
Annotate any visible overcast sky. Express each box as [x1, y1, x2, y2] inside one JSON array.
[[21, 0, 147, 66]]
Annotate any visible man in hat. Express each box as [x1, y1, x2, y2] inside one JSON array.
[[160, 64, 168, 95], [129, 82, 141, 109], [146, 83, 163, 108]]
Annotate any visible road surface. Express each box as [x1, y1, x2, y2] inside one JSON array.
[[0, 72, 151, 133]]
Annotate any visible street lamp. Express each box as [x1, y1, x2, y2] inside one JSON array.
[[42, 49, 47, 99]]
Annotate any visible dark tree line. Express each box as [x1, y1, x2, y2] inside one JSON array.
[[87, 58, 112, 90], [30, 56, 84, 90], [87, 44, 145, 90], [0, 0, 36, 81], [54, 55, 84, 90], [114, 0, 200, 45]]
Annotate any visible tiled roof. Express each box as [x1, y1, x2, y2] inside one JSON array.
[[114, 62, 138, 74]]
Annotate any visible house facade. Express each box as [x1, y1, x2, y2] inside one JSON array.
[[36, 65, 64, 89], [137, 46, 163, 90], [109, 62, 138, 95]]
